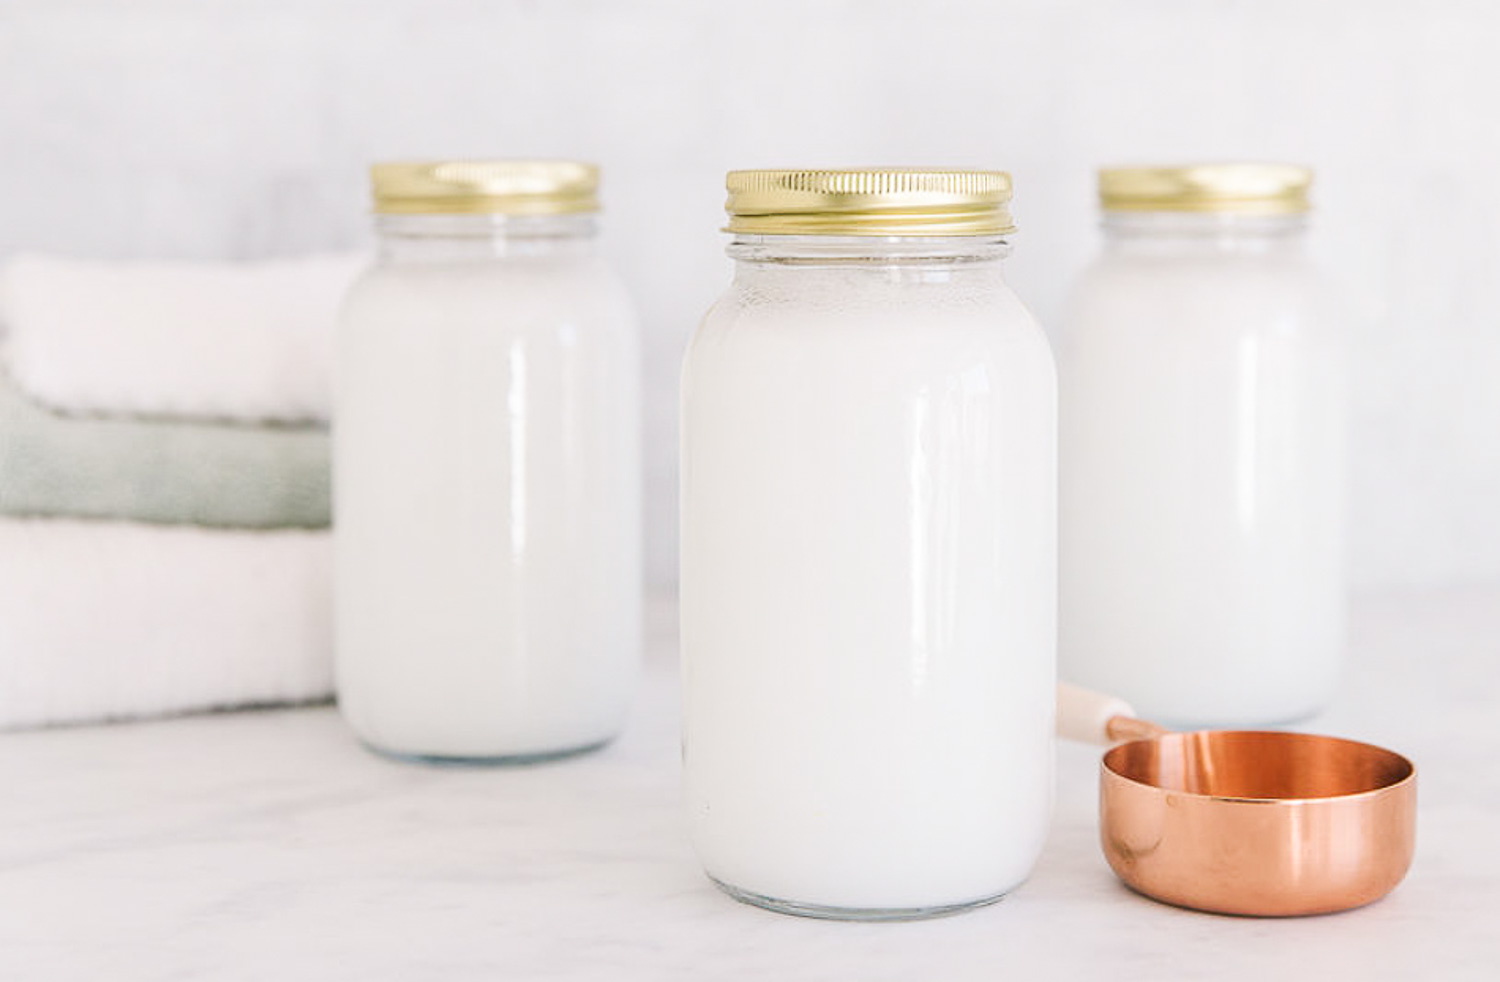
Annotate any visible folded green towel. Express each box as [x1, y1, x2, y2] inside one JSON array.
[[0, 363, 330, 529]]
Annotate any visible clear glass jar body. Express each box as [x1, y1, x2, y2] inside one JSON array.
[[335, 213, 641, 761], [1058, 212, 1346, 727], [681, 235, 1056, 918]]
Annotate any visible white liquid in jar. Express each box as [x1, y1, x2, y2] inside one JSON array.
[[336, 254, 641, 760], [1059, 238, 1345, 727], [682, 262, 1056, 914]]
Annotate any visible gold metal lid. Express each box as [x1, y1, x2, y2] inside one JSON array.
[[1099, 164, 1312, 214], [724, 168, 1016, 236], [370, 160, 599, 215]]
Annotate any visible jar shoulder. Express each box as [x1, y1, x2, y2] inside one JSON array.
[[1072, 249, 1325, 294], [344, 256, 637, 334], [687, 273, 1054, 384], [1060, 252, 1340, 340], [698, 272, 1044, 336]]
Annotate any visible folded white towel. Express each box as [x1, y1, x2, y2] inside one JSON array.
[[0, 517, 331, 729], [0, 253, 365, 423]]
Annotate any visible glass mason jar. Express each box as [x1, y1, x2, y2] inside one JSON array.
[[1058, 164, 1346, 728], [335, 160, 641, 762], [681, 169, 1056, 920]]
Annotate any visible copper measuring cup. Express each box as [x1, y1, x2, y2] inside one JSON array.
[[1058, 683, 1417, 916]]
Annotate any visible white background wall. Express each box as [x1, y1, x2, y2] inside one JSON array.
[[2, 0, 1496, 591]]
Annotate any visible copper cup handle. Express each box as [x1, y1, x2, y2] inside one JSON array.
[[1057, 682, 1169, 744]]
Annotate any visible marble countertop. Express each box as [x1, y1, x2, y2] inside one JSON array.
[[4, 589, 1497, 981]]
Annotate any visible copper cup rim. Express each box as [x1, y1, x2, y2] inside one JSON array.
[[1100, 729, 1417, 806]]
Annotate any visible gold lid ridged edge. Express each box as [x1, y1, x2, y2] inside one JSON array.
[[371, 159, 600, 215], [725, 168, 1016, 236], [1099, 163, 1312, 214]]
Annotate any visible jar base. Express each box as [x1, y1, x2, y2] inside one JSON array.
[[710, 876, 1009, 922], [361, 738, 609, 768]]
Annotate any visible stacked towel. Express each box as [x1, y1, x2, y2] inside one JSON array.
[[0, 518, 331, 729], [1, 253, 362, 422], [0, 365, 330, 529], [0, 252, 362, 729]]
